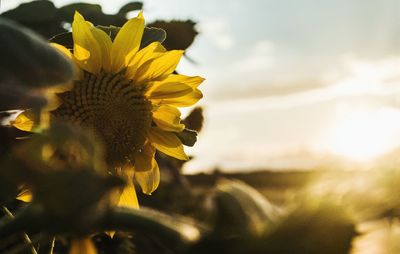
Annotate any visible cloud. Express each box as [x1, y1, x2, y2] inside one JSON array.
[[234, 40, 275, 72], [198, 18, 234, 50]]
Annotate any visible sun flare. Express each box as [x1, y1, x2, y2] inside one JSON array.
[[324, 107, 400, 162]]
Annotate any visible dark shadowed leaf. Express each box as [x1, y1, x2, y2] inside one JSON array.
[[149, 20, 198, 51], [176, 129, 197, 147], [140, 27, 166, 49], [183, 107, 204, 132], [254, 202, 357, 254], [118, 2, 143, 15], [210, 180, 282, 237], [1, 0, 57, 23], [0, 17, 74, 88]]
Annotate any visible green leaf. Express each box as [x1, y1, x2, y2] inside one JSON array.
[[140, 27, 166, 49], [0, 18, 74, 88], [256, 202, 357, 254], [210, 179, 282, 237], [183, 107, 204, 132], [1, 0, 57, 23], [99, 207, 203, 251], [118, 2, 143, 15], [176, 129, 197, 147], [148, 20, 198, 51]]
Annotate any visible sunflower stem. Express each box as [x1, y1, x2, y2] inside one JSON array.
[[1, 206, 38, 254]]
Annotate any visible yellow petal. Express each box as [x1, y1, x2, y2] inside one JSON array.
[[148, 128, 188, 160], [125, 42, 166, 79], [135, 159, 160, 194], [134, 142, 156, 172], [50, 43, 72, 59], [110, 11, 145, 72], [72, 11, 102, 73], [16, 189, 33, 202], [117, 181, 139, 209], [69, 238, 97, 254], [152, 105, 185, 132], [158, 88, 203, 107], [148, 74, 204, 92], [134, 50, 184, 84], [148, 83, 193, 100], [91, 26, 112, 72], [11, 111, 36, 132]]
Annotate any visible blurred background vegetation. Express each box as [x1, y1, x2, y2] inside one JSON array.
[[1, 1, 400, 253]]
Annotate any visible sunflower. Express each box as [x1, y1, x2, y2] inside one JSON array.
[[14, 11, 204, 208]]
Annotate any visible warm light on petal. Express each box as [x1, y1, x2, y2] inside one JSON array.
[[110, 11, 145, 72], [135, 159, 160, 195], [12, 111, 36, 132], [91, 27, 112, 72], [125, 42, 166, 79], [72, 12, 102, 73], [157, 88, 203, 107], [153, 105, 185, 132], [150, 74, 204, 91], [148, 83, 193, 100], [148, 128, 188, 160], [117, 182, 139, 209], [134, 50, 184, 84]]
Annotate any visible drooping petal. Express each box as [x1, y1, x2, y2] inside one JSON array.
[[147, 74, 204, 93], [148, 83, 193, 100], [148, 128, 188, 160], [72, 12, 102, 74], [133, 50, 184, 84], [91, 26, 112, 72], [125, 42, 166, 80], [157, 88, 203, 107], [135, 159, 160, 194], [134, 142, 156, 172], [12, 111, 36, 132], [152, 105, 185, 132], [110, 11, 145, 72], [117, 182, 139, 209]]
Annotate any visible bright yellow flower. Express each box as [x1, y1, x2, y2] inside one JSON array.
[[15, 11, 203, 208]]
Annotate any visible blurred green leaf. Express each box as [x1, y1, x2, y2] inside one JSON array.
[[140, 27, 167, 49], [118, 2, 143, 15], [98, 207, 204, 252], [1, 0, 57, 23], [0, 17, 74, 89], [253, 202, 357, 254], [149, 20, 198, 51], [176, 129, 197, 147], [210, 180, 282, 237], [183, 107, 204, 133]]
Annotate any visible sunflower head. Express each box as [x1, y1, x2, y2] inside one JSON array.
[[25, 11, 205, 205]]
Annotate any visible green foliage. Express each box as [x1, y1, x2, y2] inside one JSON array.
[[1, 0, 143, 39], [0, 17, 74, 110], [149, 20, 198, 51]]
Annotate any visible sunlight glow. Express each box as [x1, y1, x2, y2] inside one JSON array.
[[324, 107, 400, 162]]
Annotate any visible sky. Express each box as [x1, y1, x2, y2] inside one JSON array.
[[3, 0, 400, 173]]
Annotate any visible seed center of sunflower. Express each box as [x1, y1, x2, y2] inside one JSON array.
[[51, 71, 152, 167]]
